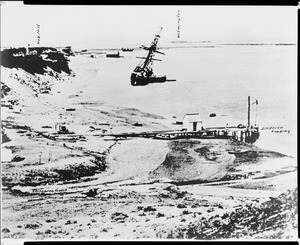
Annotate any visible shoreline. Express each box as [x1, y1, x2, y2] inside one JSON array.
[[1, 46, 297, 240]]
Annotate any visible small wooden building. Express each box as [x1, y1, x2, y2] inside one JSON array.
[[182, 113, 203, 131]]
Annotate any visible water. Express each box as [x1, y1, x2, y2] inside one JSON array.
[[75, 45, 297, 156]]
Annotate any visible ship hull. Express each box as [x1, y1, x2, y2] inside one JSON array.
[[131, 73, 167, 86]]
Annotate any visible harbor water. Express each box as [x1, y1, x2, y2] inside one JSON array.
[[73, 44, 297, 156]]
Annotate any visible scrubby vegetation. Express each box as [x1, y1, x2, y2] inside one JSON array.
[[157, 188, 298, 239], [0, 47, 73, 75]]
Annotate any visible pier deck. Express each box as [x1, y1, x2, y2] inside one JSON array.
[[101, 126, 260, 144]]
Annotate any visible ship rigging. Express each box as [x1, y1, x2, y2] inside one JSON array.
[[130, 27, 172, 86]]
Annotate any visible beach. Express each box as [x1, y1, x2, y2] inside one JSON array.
[[1, 44, 297, 240]]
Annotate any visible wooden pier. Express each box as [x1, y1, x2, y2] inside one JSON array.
[[101, 96, 260, 143], [101, 126, 260, 144]]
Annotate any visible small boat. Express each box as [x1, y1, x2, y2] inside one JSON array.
[[106, 52, 122, 58], [154, 133, 179, 140], [121, 48, 134, 52]]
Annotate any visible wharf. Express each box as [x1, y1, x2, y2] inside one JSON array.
[[101, 126, 260, 144]]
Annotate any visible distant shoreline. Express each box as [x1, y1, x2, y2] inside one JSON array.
[[77, 43, 296, 52], [1, 43, 296, 53]]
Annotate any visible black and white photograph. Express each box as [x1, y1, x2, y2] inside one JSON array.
[[1, 2, 298, 242]]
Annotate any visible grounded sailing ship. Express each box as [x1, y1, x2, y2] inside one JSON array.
[[130, 27, 167, 86]]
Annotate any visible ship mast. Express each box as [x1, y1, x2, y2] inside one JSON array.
[[248, 96, 258, 128], [142, 27, 162, 69], [139, 27, 164, 71], [248, 96, 250, 128]]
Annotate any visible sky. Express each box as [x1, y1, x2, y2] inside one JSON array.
[[0, 2, 298, 49]]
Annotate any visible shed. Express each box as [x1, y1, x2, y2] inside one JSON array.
[[182, 113, 203, 131]]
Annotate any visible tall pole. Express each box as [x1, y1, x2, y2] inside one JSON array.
[[248, 96, 250, 128]]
